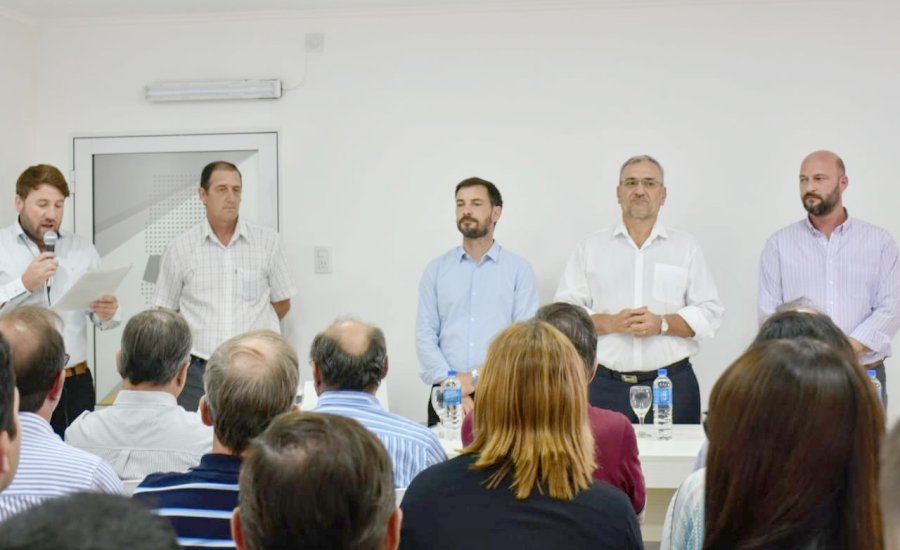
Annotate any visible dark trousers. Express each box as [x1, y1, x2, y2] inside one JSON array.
[[177, 355, 207, 412], [589, 358, 701, 424], [50, 370, 96, 439]]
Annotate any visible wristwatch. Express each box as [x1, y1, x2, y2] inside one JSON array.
[[660, 316, 669, 335]]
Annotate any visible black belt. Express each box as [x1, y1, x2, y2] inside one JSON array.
[[596, 357, 691, 384]]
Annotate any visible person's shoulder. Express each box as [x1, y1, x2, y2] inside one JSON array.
[[588, 406, 633, 432], [135, 469, 195, 491], [578, 478, 639, 513], [849, 216, 895, 240], [408, 454, 472, 488], [63, 409, 107, 441]]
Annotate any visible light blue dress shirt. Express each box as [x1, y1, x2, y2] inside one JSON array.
[[416, 242, 539, 385]]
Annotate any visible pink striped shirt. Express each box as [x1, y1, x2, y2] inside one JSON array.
[[758, 214, 900, 363]]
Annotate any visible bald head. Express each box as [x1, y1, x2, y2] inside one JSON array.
[[203, 330, 299, 454], [310, 319, 387, 393], [0, 306, 65, 413], [802, 150, 845, 175]]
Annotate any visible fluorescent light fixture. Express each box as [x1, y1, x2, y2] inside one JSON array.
[[145, 79, 282, 102]]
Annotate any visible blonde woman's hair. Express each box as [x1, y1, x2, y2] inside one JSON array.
[[465, 320, 595, 500]]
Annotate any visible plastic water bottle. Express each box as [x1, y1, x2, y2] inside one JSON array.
[[869, 369, 884, 405], [653, 368, 673, 440], [441, 370, 463, 441]]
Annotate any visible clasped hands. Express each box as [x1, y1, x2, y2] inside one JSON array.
[[612, 306, 663, 338]]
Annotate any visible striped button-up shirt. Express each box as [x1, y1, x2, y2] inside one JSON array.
[[759, 214, 900, 364], [314, 391, 447, 487], [0, 412, 124, 521], [154, 218, 294, 359]]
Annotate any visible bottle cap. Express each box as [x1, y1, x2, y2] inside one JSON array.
[[448, 370, 457, 377], [658, 368, 668, 376], [868, 369, 877, 377]]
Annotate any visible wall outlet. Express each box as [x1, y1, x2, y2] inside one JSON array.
[[305, 32, 325, 53], [314, 246, 332, 274]]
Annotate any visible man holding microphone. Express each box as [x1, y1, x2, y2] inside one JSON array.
[[0, 164, 119, 437]]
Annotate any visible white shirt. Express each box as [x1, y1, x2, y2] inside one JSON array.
[[0, 412, 124, 521], [65, 389, 212, 480], [154, 218, 294, 359], [555, 221, 724, 372], [0, 221, 120, 366]]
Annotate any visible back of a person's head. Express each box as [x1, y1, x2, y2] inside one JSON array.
[[534, 302, 597, 377], [0, 492, 179, 550], [0, 334, 19, 492], [704, 338, 884, 550], [119, 308, 191, 385], [468, 319, 595, 500], [203, 330, 299, 453], [755, 306, 856, 364], [235, 411, 397, 550], [310, 319, 387, 392], [0, 306, 65, 413], [881, 419, 900, 549]]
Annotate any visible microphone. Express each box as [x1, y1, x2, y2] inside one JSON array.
[[43, 231, 58, 290]]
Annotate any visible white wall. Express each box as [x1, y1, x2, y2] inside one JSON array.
[[0, 10, 36, 220], [12, 0, 900, 424]]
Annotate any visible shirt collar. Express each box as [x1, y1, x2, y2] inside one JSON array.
[[457, 241, 501, 264], [318, 390, 384, 410], [804, 208, 852, 236], [202, 217, 249, 247], [113, 389, 178, 406], [613, 220, 668, 243], [197, 453, 243, 473], [19, 411, 55, 436]]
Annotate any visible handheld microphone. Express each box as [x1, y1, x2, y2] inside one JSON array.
[[43, 231, 58, 290]]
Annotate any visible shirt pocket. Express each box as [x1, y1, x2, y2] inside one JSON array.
[[652, 264, 688, 306], [237, 268, 264, 302]]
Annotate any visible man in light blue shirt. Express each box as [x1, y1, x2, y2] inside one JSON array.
[[416, 178, 539, 425], [312, 318, 447, 487]]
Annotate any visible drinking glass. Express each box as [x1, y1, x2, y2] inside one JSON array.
[[629, 385, 653, 438], [430, 386, 447, 438]]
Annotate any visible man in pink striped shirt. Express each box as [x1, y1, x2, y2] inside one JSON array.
[[759, 150, 900, 401]]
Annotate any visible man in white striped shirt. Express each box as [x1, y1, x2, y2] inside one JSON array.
[[0, 334, 21, 493], [154, 161, 294, 411], [759, 150, 900, 401], [312, 318, 447, 488], [0, 306, 123, 521]]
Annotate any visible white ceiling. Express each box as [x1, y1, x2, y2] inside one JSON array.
[[0, 0, 819, 21]]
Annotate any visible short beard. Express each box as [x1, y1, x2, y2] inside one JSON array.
[[803, 193, 839, 217], [457, 220, 489, 239]]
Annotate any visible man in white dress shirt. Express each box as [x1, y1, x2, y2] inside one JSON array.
[[555, 155, 724, 423], [154, 161, 294, 411], [66, 308, 212, 480], [0, 164, 120, 437]]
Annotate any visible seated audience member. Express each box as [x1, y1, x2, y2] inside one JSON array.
[[232, 411, 401, 550], [0, 306, 123, 520], [461, 302, 645, 513], [400, 320, 643, 550], [311, 318, 446, 487], [663, 338, 883, 550], [65, 309, 211, 480], [0, 492, 178, 549], [133, 330, 299, 549], [881, 420, 900, 550], [0, 335, 21, 493]]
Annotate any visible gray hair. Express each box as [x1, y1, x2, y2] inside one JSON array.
[[119, 309, 192, 386], [619, 154, 665, 183]]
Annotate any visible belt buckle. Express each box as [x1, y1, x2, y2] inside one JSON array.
[[621, 374, 638, 384]]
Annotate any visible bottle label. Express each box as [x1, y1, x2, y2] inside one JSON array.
[[654, 387, 672, 406], [444, 387, 463, 406]]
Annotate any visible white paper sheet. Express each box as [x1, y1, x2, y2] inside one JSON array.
[[52, 265, 132, 311]]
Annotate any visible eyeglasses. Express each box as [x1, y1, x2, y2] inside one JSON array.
[[621, 177, 662, 189], [62, 353, 70, 367]]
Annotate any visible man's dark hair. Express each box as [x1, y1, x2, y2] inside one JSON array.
[[0, 306, 65, 413], [535, 302, 597, 378], [238, 411, 395, 550], [119, 309, 191, 386], [455, 177, 503, 207], [310, 320, 387, 392], [0, 334, 16, 439], [15, 164, 70, 199], [0, 492, 179, 550], [200, 161, 241, 190]]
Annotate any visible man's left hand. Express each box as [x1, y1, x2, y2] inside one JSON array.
[[90, 295, 119, 321], [626, 308, 663, 338]]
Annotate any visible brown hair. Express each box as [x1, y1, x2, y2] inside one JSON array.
[[0, 306, 66, 413], [203, 330, 298, 454], [16, 164, 70, 199], [465, 320, 595, 500], [704, 338, 884, 549]]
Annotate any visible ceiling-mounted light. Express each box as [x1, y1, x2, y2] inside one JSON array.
[[145, 79, 282, 102]]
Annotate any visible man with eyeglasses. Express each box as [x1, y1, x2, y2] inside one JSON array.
[[555, 155, 723, 424]]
